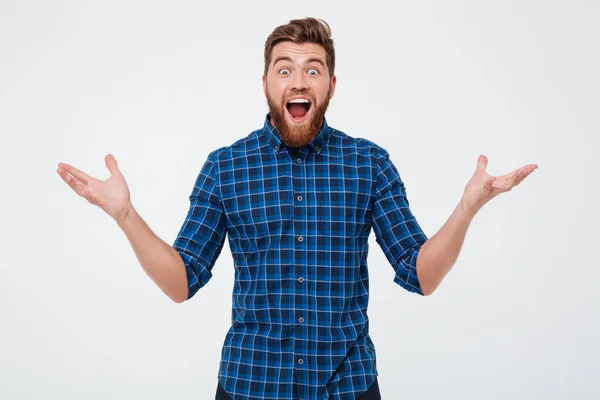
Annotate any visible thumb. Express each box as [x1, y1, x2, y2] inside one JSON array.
[[477, 155, 488, 172], [105, 154, 122, 176]]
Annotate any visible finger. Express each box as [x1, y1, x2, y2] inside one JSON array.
[[496, 168, 521, 181], [477, 155, 488, 172], [514, 168, 534, 186], [495, 162, 537, 181], [517, 165, 536, 174], [484, 175, 496, 191], [509, 169, 523, 184], [56, 162, 90, 185], [505, 170, 528, 190], [514, 166, 535, 184], [509, 170, 522, 187], [57, 168, 95, 202], [105, 154, 121, 177], [491, 168, 528, 193]]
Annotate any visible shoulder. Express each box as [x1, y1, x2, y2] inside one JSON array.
[[206, 127, 266, 163], [329, 126, 390, 160]]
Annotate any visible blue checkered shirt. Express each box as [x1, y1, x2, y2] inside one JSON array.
[[173, 114, 428, 400]]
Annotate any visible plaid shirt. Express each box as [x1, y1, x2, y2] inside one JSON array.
[[173, 114, 428, 400]]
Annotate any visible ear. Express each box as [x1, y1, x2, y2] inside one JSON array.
[[329, 75, 337, 99], [262, 75, 267, 97]]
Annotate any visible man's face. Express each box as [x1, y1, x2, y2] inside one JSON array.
[[263, 41, 336, 148]]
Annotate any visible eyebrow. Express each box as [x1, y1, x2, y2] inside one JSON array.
[[272, 56, 326, 68]]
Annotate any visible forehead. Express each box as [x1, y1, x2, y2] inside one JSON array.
[[270, 41, 327, 64]]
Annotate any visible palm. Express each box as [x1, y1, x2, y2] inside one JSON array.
[[57, 154, 131, 221], [462, 155, 538, 213]]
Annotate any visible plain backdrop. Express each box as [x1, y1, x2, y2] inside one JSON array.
[[1, 0, 598, 399]]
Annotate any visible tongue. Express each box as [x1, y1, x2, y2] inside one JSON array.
[[289, 103, 308, 118]]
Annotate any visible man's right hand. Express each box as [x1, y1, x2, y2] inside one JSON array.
[[57, 154, 132, 223], [56, 153, 189, 302]]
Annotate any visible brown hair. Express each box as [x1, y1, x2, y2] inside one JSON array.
[[264, 17, 335, 78]]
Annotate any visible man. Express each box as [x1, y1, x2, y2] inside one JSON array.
[[57, 17, 537, 400]]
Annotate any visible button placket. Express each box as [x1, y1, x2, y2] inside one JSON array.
[[292, 147, 308, 380]]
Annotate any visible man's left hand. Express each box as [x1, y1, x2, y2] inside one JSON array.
[[460, 155, 538, 216]]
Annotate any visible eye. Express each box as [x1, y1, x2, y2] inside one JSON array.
[[308, 69, 319, 76], [279, 68, 290, 75]]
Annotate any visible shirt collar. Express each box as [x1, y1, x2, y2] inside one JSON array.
[[262, 113, 330, 155]]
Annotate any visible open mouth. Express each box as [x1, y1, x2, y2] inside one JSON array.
[[285, 98, 312, 123]]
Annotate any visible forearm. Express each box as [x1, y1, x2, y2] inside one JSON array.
[[416, 200, 475, 295], [116, 204, 188, 303]]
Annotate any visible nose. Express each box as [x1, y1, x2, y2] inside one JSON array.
[[290, 70, 309, 91]]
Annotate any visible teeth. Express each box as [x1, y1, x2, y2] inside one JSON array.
[[288, 98, 310, 104]]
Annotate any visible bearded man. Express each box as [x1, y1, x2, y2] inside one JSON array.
[[57, 17, 537, 400]]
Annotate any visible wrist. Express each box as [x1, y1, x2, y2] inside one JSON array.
[[115, 202, 135, 226], [458, 197, 478, 220]]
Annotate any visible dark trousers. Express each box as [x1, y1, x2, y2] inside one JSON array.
[[215, 377, 381, 400]]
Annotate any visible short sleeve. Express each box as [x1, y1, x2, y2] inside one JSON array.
[[371, 147, 428, 295], [173, 151, 227, 300]]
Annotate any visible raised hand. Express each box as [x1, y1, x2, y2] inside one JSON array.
[[460, 155, 538, 216], [57, 154, 132, 222]]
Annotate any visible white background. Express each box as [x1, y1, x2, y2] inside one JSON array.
[[1, 0, 598, 399]]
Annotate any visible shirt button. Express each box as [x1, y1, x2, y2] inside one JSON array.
[[297, 195, 303, 201], [298, 277, 304, 282], [298, 358, 303, 365], [296, 157, 302, 163], [315, 146, 320, 152], [275, 146, 279, 152], [297, 236, 303, 242], [298, 317, 304, 323]]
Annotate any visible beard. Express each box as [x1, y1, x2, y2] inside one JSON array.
[[266, 87, 331, 148]]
